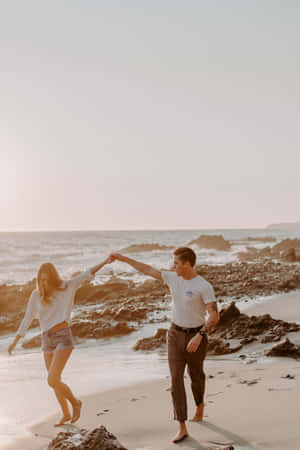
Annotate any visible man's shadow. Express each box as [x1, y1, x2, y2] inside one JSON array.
[[177, 421, 256, 450]]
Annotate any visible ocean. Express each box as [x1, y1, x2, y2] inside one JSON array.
[[0, 228, 298, 286]]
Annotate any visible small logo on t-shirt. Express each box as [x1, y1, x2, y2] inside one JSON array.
[[185, 290, 194, 297]]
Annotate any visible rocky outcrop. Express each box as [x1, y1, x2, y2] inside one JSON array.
[[132, 303, 300, 356], [120, 243, 173, 253], [197, 261, 300, 299], [266, 338, 300, 359], [188, 235, 231, 251], [211, 302, 300, 345], [0, 280, 36, 314], [238, 238, 300, 263], [47, 426, 127, 449], [271, 238, 300, 254], [134, 328, 167, 351]]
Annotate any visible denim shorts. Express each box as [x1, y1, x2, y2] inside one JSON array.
[[42, 327, 74, 354]]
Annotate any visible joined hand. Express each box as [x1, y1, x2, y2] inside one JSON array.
[[109, 253, 125, 262]]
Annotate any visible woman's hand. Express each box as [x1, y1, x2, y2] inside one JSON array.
[[105, 255, 115, 264], [186, 333, 203, 353], [8, 335, 20, 355], [8, 341, 16, 355]]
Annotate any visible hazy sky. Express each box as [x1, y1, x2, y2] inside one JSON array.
[[1, 1, 299, 231]]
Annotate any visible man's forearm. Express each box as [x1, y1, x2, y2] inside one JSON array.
[[111, 253, 162, 281], [122, 256, 154, 276], [204, 312, 219, 334]]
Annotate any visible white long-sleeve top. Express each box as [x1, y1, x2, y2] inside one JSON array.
[[17, 269, 93, 337]]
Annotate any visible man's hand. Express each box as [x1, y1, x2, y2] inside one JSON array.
[[186, 333, 203, 353]]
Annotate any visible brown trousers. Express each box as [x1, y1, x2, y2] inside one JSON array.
[[167, 324, 208, 422]]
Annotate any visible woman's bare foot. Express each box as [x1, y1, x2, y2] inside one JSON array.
[[190, 402, 204, 422], [71, 400, 82, 423], [54, 414, 71, 427]]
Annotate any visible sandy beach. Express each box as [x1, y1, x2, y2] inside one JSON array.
[[4, 291, 300, 450], [7, 358, 300, 450]]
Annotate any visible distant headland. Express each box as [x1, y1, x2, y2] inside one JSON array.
[[267, 221, 300, 230]]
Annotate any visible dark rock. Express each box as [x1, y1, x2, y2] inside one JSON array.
[[188, 235, 231, 251], [134, 328, 167, 351], [271, 239, 300, 254], [281, 374, 295, 379], [240, 337, 257, 345], [211, 303, 300, 354], [281, 248, 296, 263], [47, 425, 127, 449], [71, 320, 135, 339], [236, 238, 300, 264], [0, 280, 36, 314], [120, 243, 173, 253], [207, 337, 242, 355], [217, 302, 241, 326], [266, 338, 300, 359], [261, 334, 281, 343]]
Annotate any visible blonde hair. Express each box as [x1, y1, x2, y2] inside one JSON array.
[[37, 263, 67, 304]]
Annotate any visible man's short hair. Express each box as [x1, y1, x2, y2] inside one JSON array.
[[173, 247, 196, 267]]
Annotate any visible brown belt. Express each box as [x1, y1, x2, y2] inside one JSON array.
[[171, 322, 204, 334]]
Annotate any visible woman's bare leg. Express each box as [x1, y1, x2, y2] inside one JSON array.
[[44, 352, 71, 426], [45, 349, 80, 425]]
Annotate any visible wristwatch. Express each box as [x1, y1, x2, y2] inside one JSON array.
[[199, 330, 206, 336]]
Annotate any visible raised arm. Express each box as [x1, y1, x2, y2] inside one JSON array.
[[69, 257, 112, 290], [90, 256, 111, 276], [110, 253, 163, 281]]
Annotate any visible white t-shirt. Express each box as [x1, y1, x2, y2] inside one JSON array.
[[161, 271, 216, 328], [17, 269, 93, 337]]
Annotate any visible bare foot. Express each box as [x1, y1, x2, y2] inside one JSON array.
[[190, 402, 204, 422], [71, 400, 82, 423], [54, 414, 71, 427], [172, 430, 188, 443]]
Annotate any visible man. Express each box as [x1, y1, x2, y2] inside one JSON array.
[[110, 247, 219, 443]]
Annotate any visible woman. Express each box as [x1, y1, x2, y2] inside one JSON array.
[[8, 258, 110, 426]]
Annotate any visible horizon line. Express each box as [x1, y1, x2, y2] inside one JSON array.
[[0, 226, 268, 233]]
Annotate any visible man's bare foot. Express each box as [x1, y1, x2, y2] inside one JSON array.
[[172, 430, 188, 443], [71, 400, 82, 423], [190, 402, 204, 422], [54, 414, 71, 427]]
